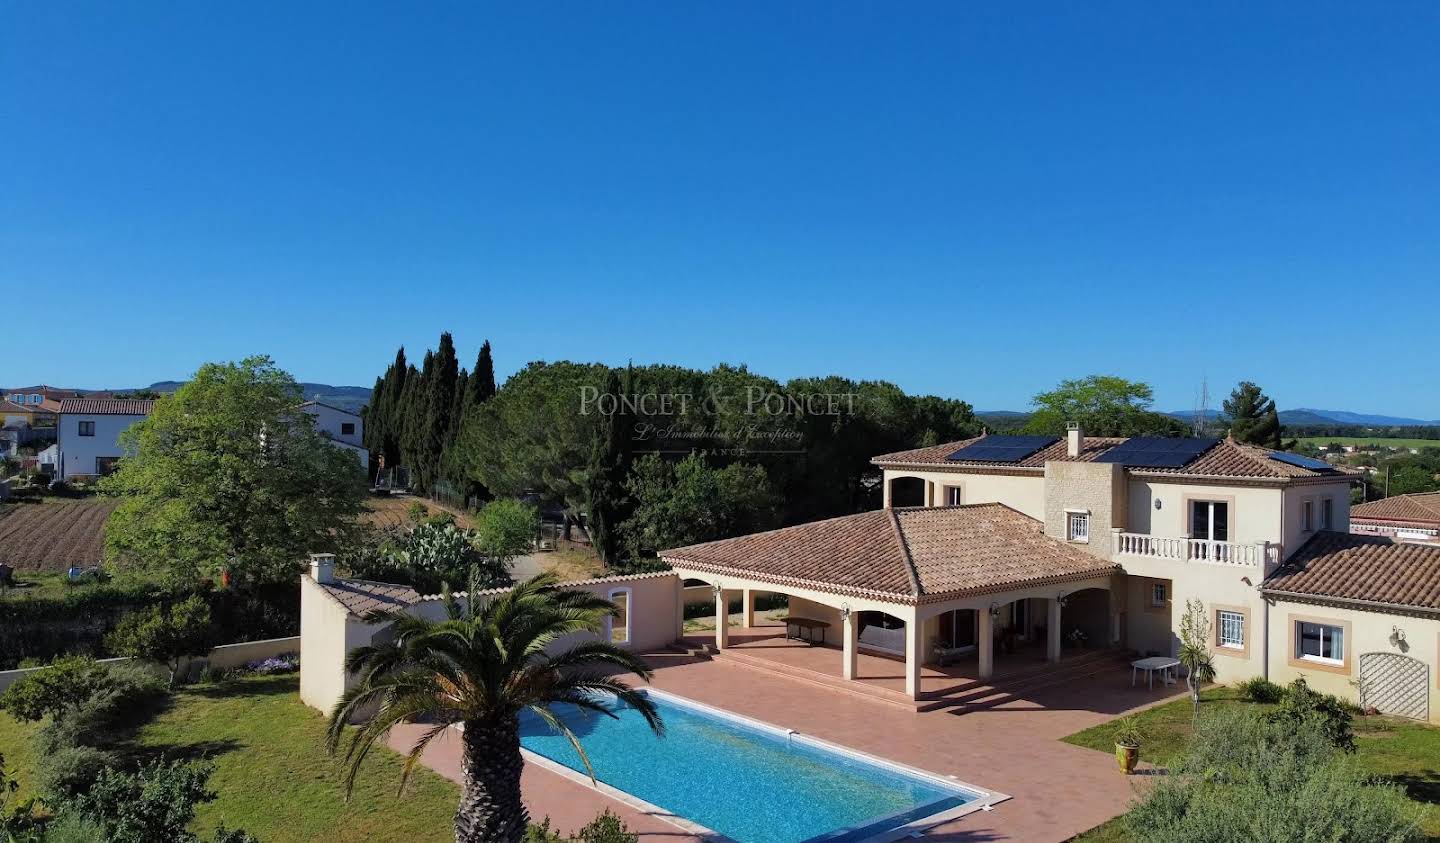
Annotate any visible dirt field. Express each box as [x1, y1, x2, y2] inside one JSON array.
[[0, 498, 119, 572], [362, 494, 474, 530]]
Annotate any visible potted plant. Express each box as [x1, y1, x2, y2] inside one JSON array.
[[1113, 716, 1143, 774]]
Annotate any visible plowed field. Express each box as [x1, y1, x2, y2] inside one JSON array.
[[0, 499, 118, 571]]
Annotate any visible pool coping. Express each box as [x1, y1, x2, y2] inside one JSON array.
[[513, 686, 1011, 843]]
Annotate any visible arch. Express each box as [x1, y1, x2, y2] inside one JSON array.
[[606, 587, 632, 645], [887, 475, 926, 507], [1058, 587, 1110, 651]]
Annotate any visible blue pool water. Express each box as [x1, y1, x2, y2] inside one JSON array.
[[517, 692, 979, 843]]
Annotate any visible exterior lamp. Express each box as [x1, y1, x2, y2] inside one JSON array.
[[1390, 626, 1407, 647]]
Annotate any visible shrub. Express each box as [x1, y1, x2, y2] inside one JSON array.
[[576, 810, 639, 843], [70, 758, 221, 843], [36, 744, 116, 800], [1237, 676, 1285, 704], [1269, 676, 1356, 752], [33, 812, 107, 843], [104, 595, 214, 685], [0, 655, 115, 723], [241, 653, 299, 676]]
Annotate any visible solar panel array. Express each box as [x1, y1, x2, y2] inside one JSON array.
[[1094, 437, 1221, 468], [1269, 452, 1337, 472], [947, 435, 1059, 463]]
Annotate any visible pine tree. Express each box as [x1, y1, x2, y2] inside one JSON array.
[[1223, 381, 1283, 448], [586, 366, 633, 567]]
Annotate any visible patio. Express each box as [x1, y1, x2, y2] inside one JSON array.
[[682, 621, 1155, 713]]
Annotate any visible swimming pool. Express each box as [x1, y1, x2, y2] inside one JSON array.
[[517, 689, 1003, 843]]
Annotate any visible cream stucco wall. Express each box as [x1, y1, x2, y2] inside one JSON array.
[[1281, 482, 1353, 559], [882, 468, 1046, 520], [1266, 598, 1440, 724]]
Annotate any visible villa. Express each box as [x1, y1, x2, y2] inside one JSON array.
[[299, 428, 1440, 840]]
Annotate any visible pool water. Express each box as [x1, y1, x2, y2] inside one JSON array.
[[517, 692, 980, 843]]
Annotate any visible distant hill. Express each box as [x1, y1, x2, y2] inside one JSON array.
[[979, 407, 1440, 429], [108, 381, 372, 413]]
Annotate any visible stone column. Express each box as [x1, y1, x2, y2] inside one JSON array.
[[714, 588, 729, 650], [742, 588, 756, 629], [904, 614, 925, 699], [978, 608, 994, 680], [883, 478, 893, 509], [842, 610, 858, 681], [1047, 597, 1063, 662], [674, 577, 686, 641]]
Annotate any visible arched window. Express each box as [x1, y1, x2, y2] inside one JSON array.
[[607, 588, 632, 645]]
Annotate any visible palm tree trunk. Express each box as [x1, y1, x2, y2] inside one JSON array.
[[455, 716, 528, 843]]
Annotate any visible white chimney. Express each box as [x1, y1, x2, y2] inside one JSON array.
[[1066, 422, 1084, 458], [309, 553, 336, 584]]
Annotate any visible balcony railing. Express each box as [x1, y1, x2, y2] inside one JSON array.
[[1112, 530, 1275, 567]]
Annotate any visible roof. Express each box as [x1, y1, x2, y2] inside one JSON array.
[[661, 504, 1118, 605], [1261, 533, 1440, 610], [873, 433, 1357, 482], [1262, 531, 1440, 614], [316, 578, 421, 616], [58, 398, 156, 415], [1351, 492, 1440, 525], [301, 400, 362, 419]]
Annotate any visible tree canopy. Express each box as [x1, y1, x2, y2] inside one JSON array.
[[101, 356, 369, 586], [1024, 375, 1189, 437], [1223, 381, 1285, 448]]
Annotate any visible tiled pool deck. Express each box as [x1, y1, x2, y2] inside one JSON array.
[[389, 628, 1183, 842]]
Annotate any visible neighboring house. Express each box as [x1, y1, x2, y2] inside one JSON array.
[[1351, 492, 1440, 545], [56, 398, 155, 479], [300, 427, 1440, 725], [300, 401, 368, 470]]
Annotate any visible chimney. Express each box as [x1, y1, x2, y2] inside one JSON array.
[[309, 553, 336, 584], [1066, 422, 1084, 458]]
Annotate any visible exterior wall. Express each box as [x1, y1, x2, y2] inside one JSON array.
[[882, 468, 1045, 519], [1351, 519, 1440, 544], [302, 403, 369, 470], [1266, 598, 1440, 725], [57, 412, 147, 478], [1115, 559, 1267, 682], [1043, 462, 1126, 560], [1125, 479, 1285, 552], [299, 575, 354, 714], [1281, 481, 1353, 557]]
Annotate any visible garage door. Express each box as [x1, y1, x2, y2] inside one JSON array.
[[1358, 652, 1429, 721]]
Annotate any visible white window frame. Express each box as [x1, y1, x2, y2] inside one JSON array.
[[1217, 610, 1245, 649], [1297, 621, 1343, 665], [606, 587, 632, 646], [943, 486, 962, 506], [8, 394, 22, 403], [28, 394, 42, 404], [1150, 582, 1167, 608], [1065, 509, 1090, 543]]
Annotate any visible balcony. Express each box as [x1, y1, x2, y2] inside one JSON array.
[[1112, 530, 1276, 568]]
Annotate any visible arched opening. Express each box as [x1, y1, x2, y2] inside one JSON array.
[[888, 476, 925, 507], [1059, 588, 1110, 651], [607, 587, 632, 645]]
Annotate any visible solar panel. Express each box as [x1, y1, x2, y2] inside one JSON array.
[[1269, 452, 1336, 472], [1095, 437, 1220, 468], [947, 435, 1058, 463]]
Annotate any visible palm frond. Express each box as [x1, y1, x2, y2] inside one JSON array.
[[527, 704, 599, 783]]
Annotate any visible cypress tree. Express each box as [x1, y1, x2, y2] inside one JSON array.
[[400, 356, 428, 485], [586, 365, 634, 567], [422, 333, 460, 493], [470, 340, 496, 406]]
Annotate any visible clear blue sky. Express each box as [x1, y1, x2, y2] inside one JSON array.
[[3, 3, 1437, 417]]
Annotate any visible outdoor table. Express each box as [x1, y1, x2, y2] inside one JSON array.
[[1131, 656, 1182, 689], [781, 616, 830, 645]]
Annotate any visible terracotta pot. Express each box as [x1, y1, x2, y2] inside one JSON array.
[[1115, 743, 1140, 774]]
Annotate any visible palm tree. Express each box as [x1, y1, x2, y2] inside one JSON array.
[[327, 571, 663, 843]]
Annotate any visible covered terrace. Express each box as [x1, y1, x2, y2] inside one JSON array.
[[661, 503, 1122, 700]]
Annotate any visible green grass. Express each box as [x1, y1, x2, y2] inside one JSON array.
[[1299, 436, 1440, 451], [1, 674, 460, 842], [1063, 689, 1440, 841]]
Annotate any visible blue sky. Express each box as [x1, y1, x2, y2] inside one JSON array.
[[3, 3, 1437, 416]]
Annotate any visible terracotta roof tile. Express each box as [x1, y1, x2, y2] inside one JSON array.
[[57, 398, 156, 415], [1261, 531, 1440, 613], [1352, 493, 1440, 525], [872, 433, 1357, 482], [317, 579, 421, 616], [662, 504, 1117, 604]]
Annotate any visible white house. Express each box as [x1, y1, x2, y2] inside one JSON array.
[[55, 398, 155, 479], [300, 401, 367, 470]]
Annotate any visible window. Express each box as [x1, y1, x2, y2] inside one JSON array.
[[1320, 498, 1333, 530], [943, 486, 962, 506], [1190, 500, 1229, 542], [1150, 583, 1167, 608], [1302, 500, 1314, 532], [340, 422, 356, 435], [1298, 621, 1343, 664], [606, 588, 631, 645], [1217, 610, 1245, 649], [28, 394, 42, 404], [78, 421, 95, 437], [1066, 511, 1090, 543]]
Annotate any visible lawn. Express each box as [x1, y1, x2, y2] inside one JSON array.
[[1063, 688, 1440, 841], [1300, 436, 1440, 451], [0, 674, 460, 842]]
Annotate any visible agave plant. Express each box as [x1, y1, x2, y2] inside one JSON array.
[[326, 571, 662, 843]]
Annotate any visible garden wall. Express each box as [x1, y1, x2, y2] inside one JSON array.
[[0, 635, 300, 694]]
